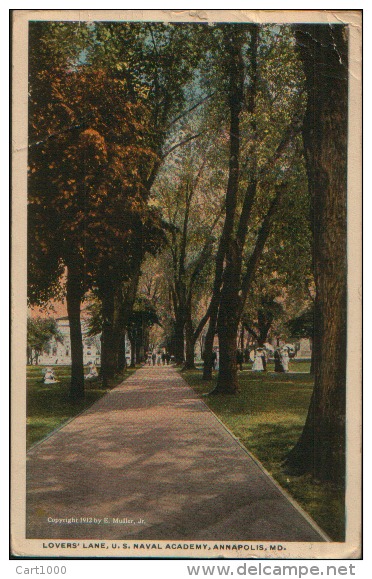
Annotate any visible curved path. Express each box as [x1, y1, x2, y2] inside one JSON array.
[[27, 366, 327, 541]]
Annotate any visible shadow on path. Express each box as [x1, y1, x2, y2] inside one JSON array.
[[27, 366, 326, 542]]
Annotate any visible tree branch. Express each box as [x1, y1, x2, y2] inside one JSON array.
[[167, 92, 216, 128], [243, 323, 260, 342], [188, 203, 225, 293], [162, 132, 204, 159], [192, 308, 211, 343], [239, 183, 287, 314]]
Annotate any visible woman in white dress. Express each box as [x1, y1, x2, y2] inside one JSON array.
[[43, 367, 59, 384], [85, 362, 98, 380], [252, 349, 264, 371], [281, 347, 290, 372]]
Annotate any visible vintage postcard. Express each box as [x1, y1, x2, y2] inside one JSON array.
[[11, 9, 362, 559]]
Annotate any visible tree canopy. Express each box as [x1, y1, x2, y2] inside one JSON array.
[[27, 20, 349, 486]]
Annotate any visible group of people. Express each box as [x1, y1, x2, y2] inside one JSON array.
[[147, 350, 171, 366], [251, 345, 290, 373], [42, 361, 99, 385], [205, 345, 292, 374], [273, 347, 290, 373]]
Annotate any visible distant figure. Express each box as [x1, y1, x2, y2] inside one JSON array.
[[281, 347, 290, 373], [252, 349, 264, 372], [156, 352, 162, 366], [165, 352, 171, 365], [236, 349, 244, 371], [85, 362, 98, 380], [43, 367, 59, 384], [147, 352, 152, 366], [274, 349, 285, 373], [161, 351, 166, 366], [215, 349, 220, 370], [211, 350, 217, 370], [261, 349, 267, 372], [152, 352, 156, 366]]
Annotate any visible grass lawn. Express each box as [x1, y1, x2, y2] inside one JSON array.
[[27, 365, 137, 450], [181, 360, 345, 542]]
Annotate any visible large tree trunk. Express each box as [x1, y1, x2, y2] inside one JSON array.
[[239, 324, 245, 350], [208, 26, 262, 393], [202, 27, 247, 383], [202, 302, 218, 380], [66, 263, 85, 401], [173, 309, 185, 365], [284, 25, 348, 484], [100, 278, 117, 386], [143, 327, 150, 359], [183, 313, 196, 370], [256, 308, 274, 346], [214, 242, 241, 394], [135, 328, 143, 364], [117, 329, 127, 372]]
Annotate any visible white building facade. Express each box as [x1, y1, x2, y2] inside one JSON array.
[[37, 317, 102, 366]]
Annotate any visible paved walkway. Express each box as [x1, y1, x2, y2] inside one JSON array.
[[27, 366, 327, 541]]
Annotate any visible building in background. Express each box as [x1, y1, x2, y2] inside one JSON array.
[[37, 317, 102, 366]]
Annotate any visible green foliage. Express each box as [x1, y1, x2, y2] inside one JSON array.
[[90, 22, 206, 155], [28, 22, 314, 362], [84, 295, 103, 337], [128, 297, 161, 332], [28, 21, 167, 307], [286, 307, 314, 339], [27, 317, 63, 355]]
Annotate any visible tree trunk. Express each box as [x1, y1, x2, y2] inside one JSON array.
[[239, 324, 245, 350], [135, 332, 143, 364], [284, 25, 348, 484], [173, 312, 185, 365], [143, 327, 150, 358], [128, 331, 136, 367], [202, 28, 247, 381], [183, 314, 196, 370], [100, 278, 116, 386], [256, 308, 274, 346], [117, 330, 127, 372], [208, 26, 259, 393], [202, 303, 218, 380], [213, 242, 241, 394], [66, 264, 85, 401]]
